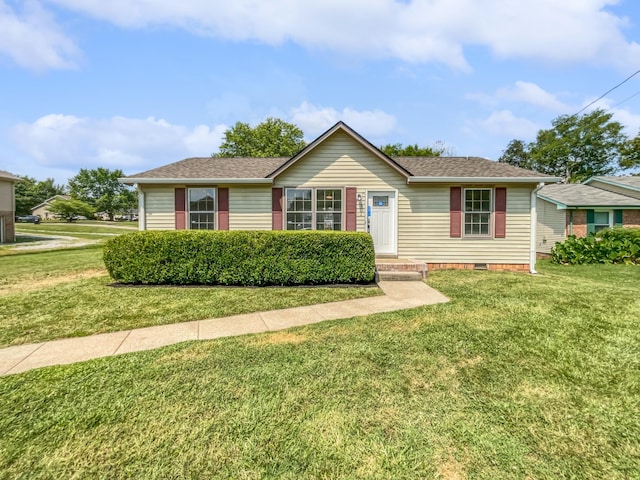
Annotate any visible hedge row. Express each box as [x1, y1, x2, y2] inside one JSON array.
[[103, 230, 376, 286], [551, 227, 640, 265]]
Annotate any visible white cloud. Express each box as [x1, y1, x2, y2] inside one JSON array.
[[43, 0, 640, 70], [10, 114, 227, 174], [0, 0, 79, 70], [290, 102, 397, 138], [472, 110, 540, 138], [496, 81, 570, 112]]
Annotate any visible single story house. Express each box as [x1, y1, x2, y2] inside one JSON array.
[[536, 176, 640, 254], [122, 121, 560, 272], [31, 195, 71, 220], [0, 169, 20, 243]]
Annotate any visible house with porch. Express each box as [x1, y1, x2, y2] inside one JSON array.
[[122, 122, 559, 273]]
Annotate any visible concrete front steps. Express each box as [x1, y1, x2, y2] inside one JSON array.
[[375, 258, 428, 281]]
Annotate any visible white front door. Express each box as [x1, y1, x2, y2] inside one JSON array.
[[367, 191, 396, 255]]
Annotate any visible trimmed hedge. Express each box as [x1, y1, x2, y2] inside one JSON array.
[[551, 227, 640, 265], [103, 230, 376, 286]]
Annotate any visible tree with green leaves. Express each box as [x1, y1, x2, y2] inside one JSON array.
[[499, 109, 629, 183], [214, 118, 306, 157], [619, 132, 640, 171], [68, 168, 136, 221], [47, 198, 95, 222], [379, 142, 448, 157], [14, 176, 66, 216]]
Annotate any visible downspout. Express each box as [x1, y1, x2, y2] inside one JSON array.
[[530, 183, 543, 274], [136, 184, 146, 231]]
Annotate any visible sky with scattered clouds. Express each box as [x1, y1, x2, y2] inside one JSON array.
[[2, 0, 640, 183]]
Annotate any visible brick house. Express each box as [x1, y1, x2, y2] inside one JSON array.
[[536, 176, 640, 254]]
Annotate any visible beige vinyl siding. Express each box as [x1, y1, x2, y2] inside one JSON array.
[[275, 131, 534, 264], [536, 198, 566, 254], [229, 186, 272, 230], [588, 180, 640, 200], [144, 187, 175, 230], [0, 181, 13, 211]]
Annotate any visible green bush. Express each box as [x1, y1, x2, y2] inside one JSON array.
[[103, 230, 376, 286], [551, 227, 640, 265]]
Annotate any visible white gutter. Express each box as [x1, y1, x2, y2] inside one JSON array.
[[118, 178, 274, 185], [530, 183, 544, 274], [136, 184, 145, 231], [407, 176, 562, 184]]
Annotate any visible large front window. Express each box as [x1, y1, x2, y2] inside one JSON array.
[[189, 187, 215, 230], [286, 188, 343, 231], [464, 188, 491, 236]]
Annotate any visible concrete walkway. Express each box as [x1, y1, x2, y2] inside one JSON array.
[[0, 281, 449, 376]]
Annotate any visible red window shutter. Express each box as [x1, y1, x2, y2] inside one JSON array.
[[345, 187, 357, 231], [494, 187, 507, 238], [272, 187, 283, 230], [218, 187, 229, 230], [450, 187, 462, 238], [175, 188, 186, 230]]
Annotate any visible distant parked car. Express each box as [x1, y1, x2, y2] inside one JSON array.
[[15, 215, 40, 224]]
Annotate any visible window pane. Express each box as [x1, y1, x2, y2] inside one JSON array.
[[316, 213, 342, 231], [594, 212, 609, 225], [464, 189, 491, 236], [286, 213, 312, 230], [188, 188, 215, 230], [372, 195, 389, 207]]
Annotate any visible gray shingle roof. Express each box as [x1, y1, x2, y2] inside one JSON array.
[[591, 175, 640, 190], [394, 156, 549, 178], [0, 169, 20, 181], [538, 183, 640, 207], [128, 157, 289, 179], [127, 155, 553, 181]]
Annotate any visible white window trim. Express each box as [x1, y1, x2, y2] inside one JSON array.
[[187, 187, 217, 230], [463, 187, 493, 238], [284, 187, 345, 231]]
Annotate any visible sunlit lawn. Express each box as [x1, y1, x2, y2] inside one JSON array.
[[0, 262, 638, 478], [0, 247, 380, 347]]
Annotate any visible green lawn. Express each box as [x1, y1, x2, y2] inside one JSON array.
[[0, 247, 380, 347], [13, 221, 137, 240], [0, 262, 638, 478]]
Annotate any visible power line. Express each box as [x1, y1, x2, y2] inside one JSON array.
[[573, 69, 640, 116], [609, 89, 640, 110]]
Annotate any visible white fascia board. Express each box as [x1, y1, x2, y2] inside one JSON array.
[[118, 178, 273, 185], [536, 194, 568, 209], [407, 176, 562, 184]]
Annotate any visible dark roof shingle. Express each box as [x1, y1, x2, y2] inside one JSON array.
[[538, 183, 640, 207]]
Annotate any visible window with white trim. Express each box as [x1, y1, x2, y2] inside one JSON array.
[[188, 187, 216, 230], [464, 188, 491, 236], [594, 211, 612, 232], [285, 188, 343, 231]]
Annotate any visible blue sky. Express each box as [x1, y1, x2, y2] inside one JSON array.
[[2, 0, 640, 184]]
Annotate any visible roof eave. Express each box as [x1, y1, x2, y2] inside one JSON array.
[[407, 176, 561, 184], [584, 176, 640, 193], [119, 178, 273, 185]]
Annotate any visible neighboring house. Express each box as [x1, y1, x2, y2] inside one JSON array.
[[31, 195, 71, 220], [122, 121, 559, 272], [0, 169, 20, 243], [537, 176, 640, 254]]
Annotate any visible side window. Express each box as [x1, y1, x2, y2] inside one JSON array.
[[188, 187, 216, 230], [464, 188, 491, 236]]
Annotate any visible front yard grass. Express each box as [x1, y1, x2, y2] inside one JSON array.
[[0, 262, 638, 478], [0, 247, 380, 347]]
